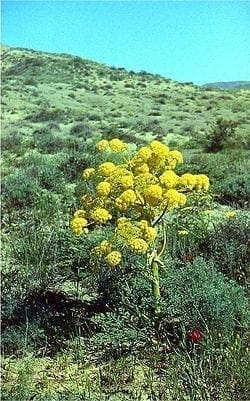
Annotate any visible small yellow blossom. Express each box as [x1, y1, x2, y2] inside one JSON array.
[[134, 163, 150, 175], [194, 174, 210, 190], [73, 209, 86, 218], [90, 208, 112, 223], [142, 227, 157, 242], [82, 168, 95, 180], [109, 138, 127, 152], [150, 140, 169, 158], [180, 173, 196, 190], [178, 230, 189, 236], [117, 217, 129, 225], [160, 170, 179, 188], [144, 184, 163, 206], [81, 194, 93, 207], [225, 211, 237, 219], [71, 217, 88, 235], [96, 181, 111, 197], [115, 220, 140, 243], [129, 238, 148, 253], [178, 193, 187, 207], [163, 189, 186, 209], [99, 240, 113, 254], [120, 175, 134, 189], [137, 146, 152, 161], [168, 150, 183, 164], [97, 139, 110, 151], [98, 162, 116, 177], [106, 251, 122, 267], [139, 220, 149, 230], [115, 189, 137, 211]]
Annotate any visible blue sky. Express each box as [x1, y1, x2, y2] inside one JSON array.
[[2, 1, 250, 84]]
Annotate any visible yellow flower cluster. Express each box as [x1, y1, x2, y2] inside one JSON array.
[[71, 137, 210, 267], [137, 146, 152, 161], [107, 166, 134, 190], [129, 238, 148, 253], [115, 219, 141, 243], [96, 181, 111, 197], [97, 138, 127, 153], [150, 140, 169, 158], [178, 230, 189, 236], [71, 216, 88, 235], [224, 211, 237, 219], [90, 208, 112, 223], [93, 240, 121, 267], [179, 173, 196, 190], [139, 220, 157, 242], [73, 209, 86, 218], [98, 162, 116, 177], [82, 168, 95, 180], [105, 251, 122, 267], [160, 170, 179, 188], [163, 189, 187, 209], [114, 218, 156, 254], [115, 189, 137, 211], [144, 185, 163, 206], [194, 174, 210, 191]]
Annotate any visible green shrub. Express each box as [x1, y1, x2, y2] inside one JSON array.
[[161, 257, 248, 333], [202, 213, 249, 284], [69, 122, 93, 138], [26, 107, 65, 122], [1, 323, 46, 355], [204, 118, 239, 152], [1, 170, 41, 210], [1, 132, 25, 153], [33, 130, 66, 153]]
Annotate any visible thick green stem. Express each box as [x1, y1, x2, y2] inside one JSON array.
[[152, 260, 160, 313]]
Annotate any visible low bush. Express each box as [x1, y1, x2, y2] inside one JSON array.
[[26, 107, 65, 122], [161, 257, 248, 334], [202, 213, 249, 284], [69, 122, 94, 138], [1, 170, 41, 210], [204, 118, 239, 152]]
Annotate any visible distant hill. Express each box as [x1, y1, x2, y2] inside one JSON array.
[[1, 46, 250, 146], [203, 81, 250, 91]]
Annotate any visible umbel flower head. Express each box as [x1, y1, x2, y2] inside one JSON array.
[[71, 137, 210, 267], [97, 138, 127, 153]]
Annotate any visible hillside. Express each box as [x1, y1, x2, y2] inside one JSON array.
[[203, 81, 250, 91], [1, 46, 250, 146]]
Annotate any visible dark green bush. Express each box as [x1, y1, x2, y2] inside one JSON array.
[[201, 213, 249, 284], [1, 132, 25, 152], [33, 130, 66, 153], [1, 323, 46, 355], [26, 107, 65, 122], [161, 257, 248, 333], [69, 122, 93, 138], [213, 172, 249, 206], [1, 170, 40, 209], [204, 118, 239, 152]]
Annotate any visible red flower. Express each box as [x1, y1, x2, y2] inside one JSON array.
[[183, 253, 193, 262], [188, 329, 202, 343]]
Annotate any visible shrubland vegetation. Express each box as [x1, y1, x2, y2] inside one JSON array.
[[1, 45, 249, 400]]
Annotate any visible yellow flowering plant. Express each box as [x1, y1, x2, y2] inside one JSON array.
[[71, 138, 210, 312]]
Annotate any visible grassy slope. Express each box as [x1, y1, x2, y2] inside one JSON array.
[[1, 46, 250, 146], [203, 81, 250, 90]]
